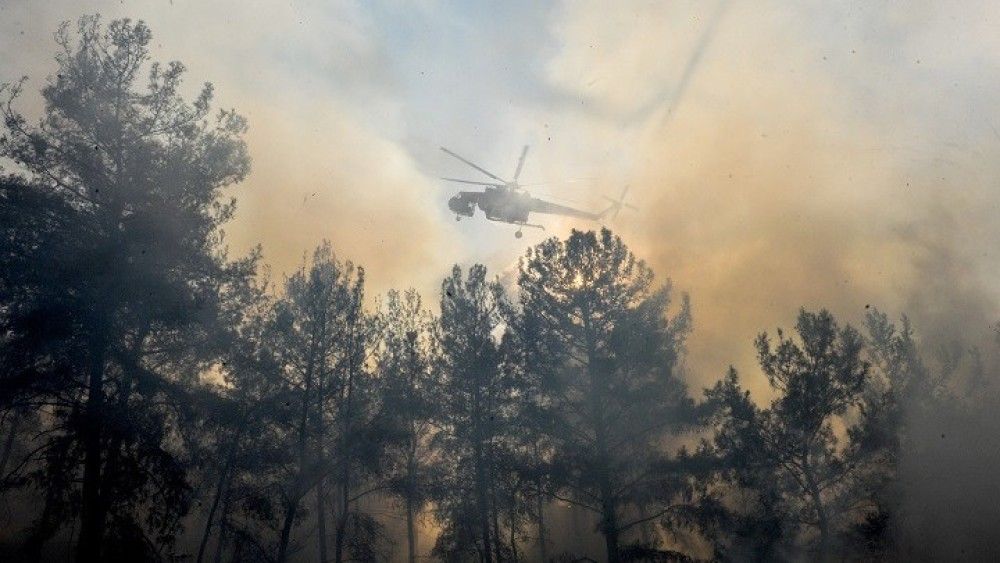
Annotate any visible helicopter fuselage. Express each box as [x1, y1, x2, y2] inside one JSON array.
[[448, 186, 532, 224]]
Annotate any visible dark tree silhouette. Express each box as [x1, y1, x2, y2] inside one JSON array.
[[706, 310, 869, 561], [843, 308, 983, 560], [517, 229, 695, 563], [376, 289, 444, 563], [435, 265, 520, 562], [266, 242, 386, 563], [0, 15, 252, 562], [193, 273, 286, 563]]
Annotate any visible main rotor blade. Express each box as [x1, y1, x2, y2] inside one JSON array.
[[513, 145, 530, 181], [660, 0, 729, 130], [519, 177, 594, 187], [441, 177, 499, 186], [440, 147, 506, 182]]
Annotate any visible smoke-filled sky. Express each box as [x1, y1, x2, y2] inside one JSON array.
[[3, 0, 999, 395]]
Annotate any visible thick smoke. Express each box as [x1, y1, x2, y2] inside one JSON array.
[[536, 1, 1000, 556], [3, 0, 1000, 559], [535, 0, 1000, 391]]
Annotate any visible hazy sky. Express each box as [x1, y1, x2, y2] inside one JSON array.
[[3, 0, 999, 395]]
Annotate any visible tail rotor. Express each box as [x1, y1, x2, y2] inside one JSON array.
[[601, 185, 638, 220]]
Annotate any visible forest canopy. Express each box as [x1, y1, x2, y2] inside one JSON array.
[[2, 14, 1000, 563]]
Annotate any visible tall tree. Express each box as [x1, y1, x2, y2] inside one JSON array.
[[706, 309, 869, 560], [264, 242, 387, 563], [377, 289, 442, 563], [517, 229, 695, 563], [504, 305, 559, 563], [0, 16, 251, 562], [836, 310, 929, 558], [267, 243, 365, 562], [326, 261, 385, 563], [435, 265, 518, 562], [192, 273, 287, 563], [844, 308, 984, 560]]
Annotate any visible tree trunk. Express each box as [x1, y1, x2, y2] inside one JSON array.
[[406, 345, 419, 563], [196, 472, 226, 563], [278, 399, 309, 562], [472, 386, 494, 563], [227, 529, 242, 563], [584, 309, 622, 563], [334, 317, 361, 563], [21, 493, 61, 562], [334, 481, 349, 563], [406, 457, 417, 563], [583, 309, 620, 563], [317, 377, 329, 563], [212, 408, 236, 563], [76, 337, 107, 563], [317, 477, 329, 563], [277, 499, 299, 563], [491, 479, 503, 563], [89, 337, 144, 563], [406, 495, 416, 563], [536, 478, 547, 563], [314, 309, 333, 563], [198, 435, 239, 563], [0, 413, 21, 478], [599, 479, 621, 563], [280, 323, 321, 563], [509, 494, 519, 562], [212, 488, 231, 563], [803, 457, 830, 561], [333, 400, 353, 563]]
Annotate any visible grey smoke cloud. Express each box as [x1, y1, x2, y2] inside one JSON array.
[[4, 0, 1000, 557]]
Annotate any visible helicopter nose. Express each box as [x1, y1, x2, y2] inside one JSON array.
[[449, 195, 472, 216]]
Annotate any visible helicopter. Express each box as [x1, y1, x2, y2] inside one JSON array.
[[441, 145, 635, 238]]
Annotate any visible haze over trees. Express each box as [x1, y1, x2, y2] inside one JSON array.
[[2, 15, 1000, 563]]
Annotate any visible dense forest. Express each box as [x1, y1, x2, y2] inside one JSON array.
[[2, 16, 999, 563]]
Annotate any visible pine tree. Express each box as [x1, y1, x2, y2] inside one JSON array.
[[517, 229, 695, 562], [377, 289, 443, 563], [435, 264, 518, 562], [0, 16, 252, 561], [706, 309, 869, 560], [267, 243, 371, 562]]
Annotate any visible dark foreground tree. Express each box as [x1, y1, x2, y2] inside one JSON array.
[[0, 15, 251, 562], [517, 229, 696, 563], [266, 242, 387, 563], [435, 265, 519, 562], [706, 309, 869, 561], [377, 289, 443, 563], [193, 275, 285, 563]]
